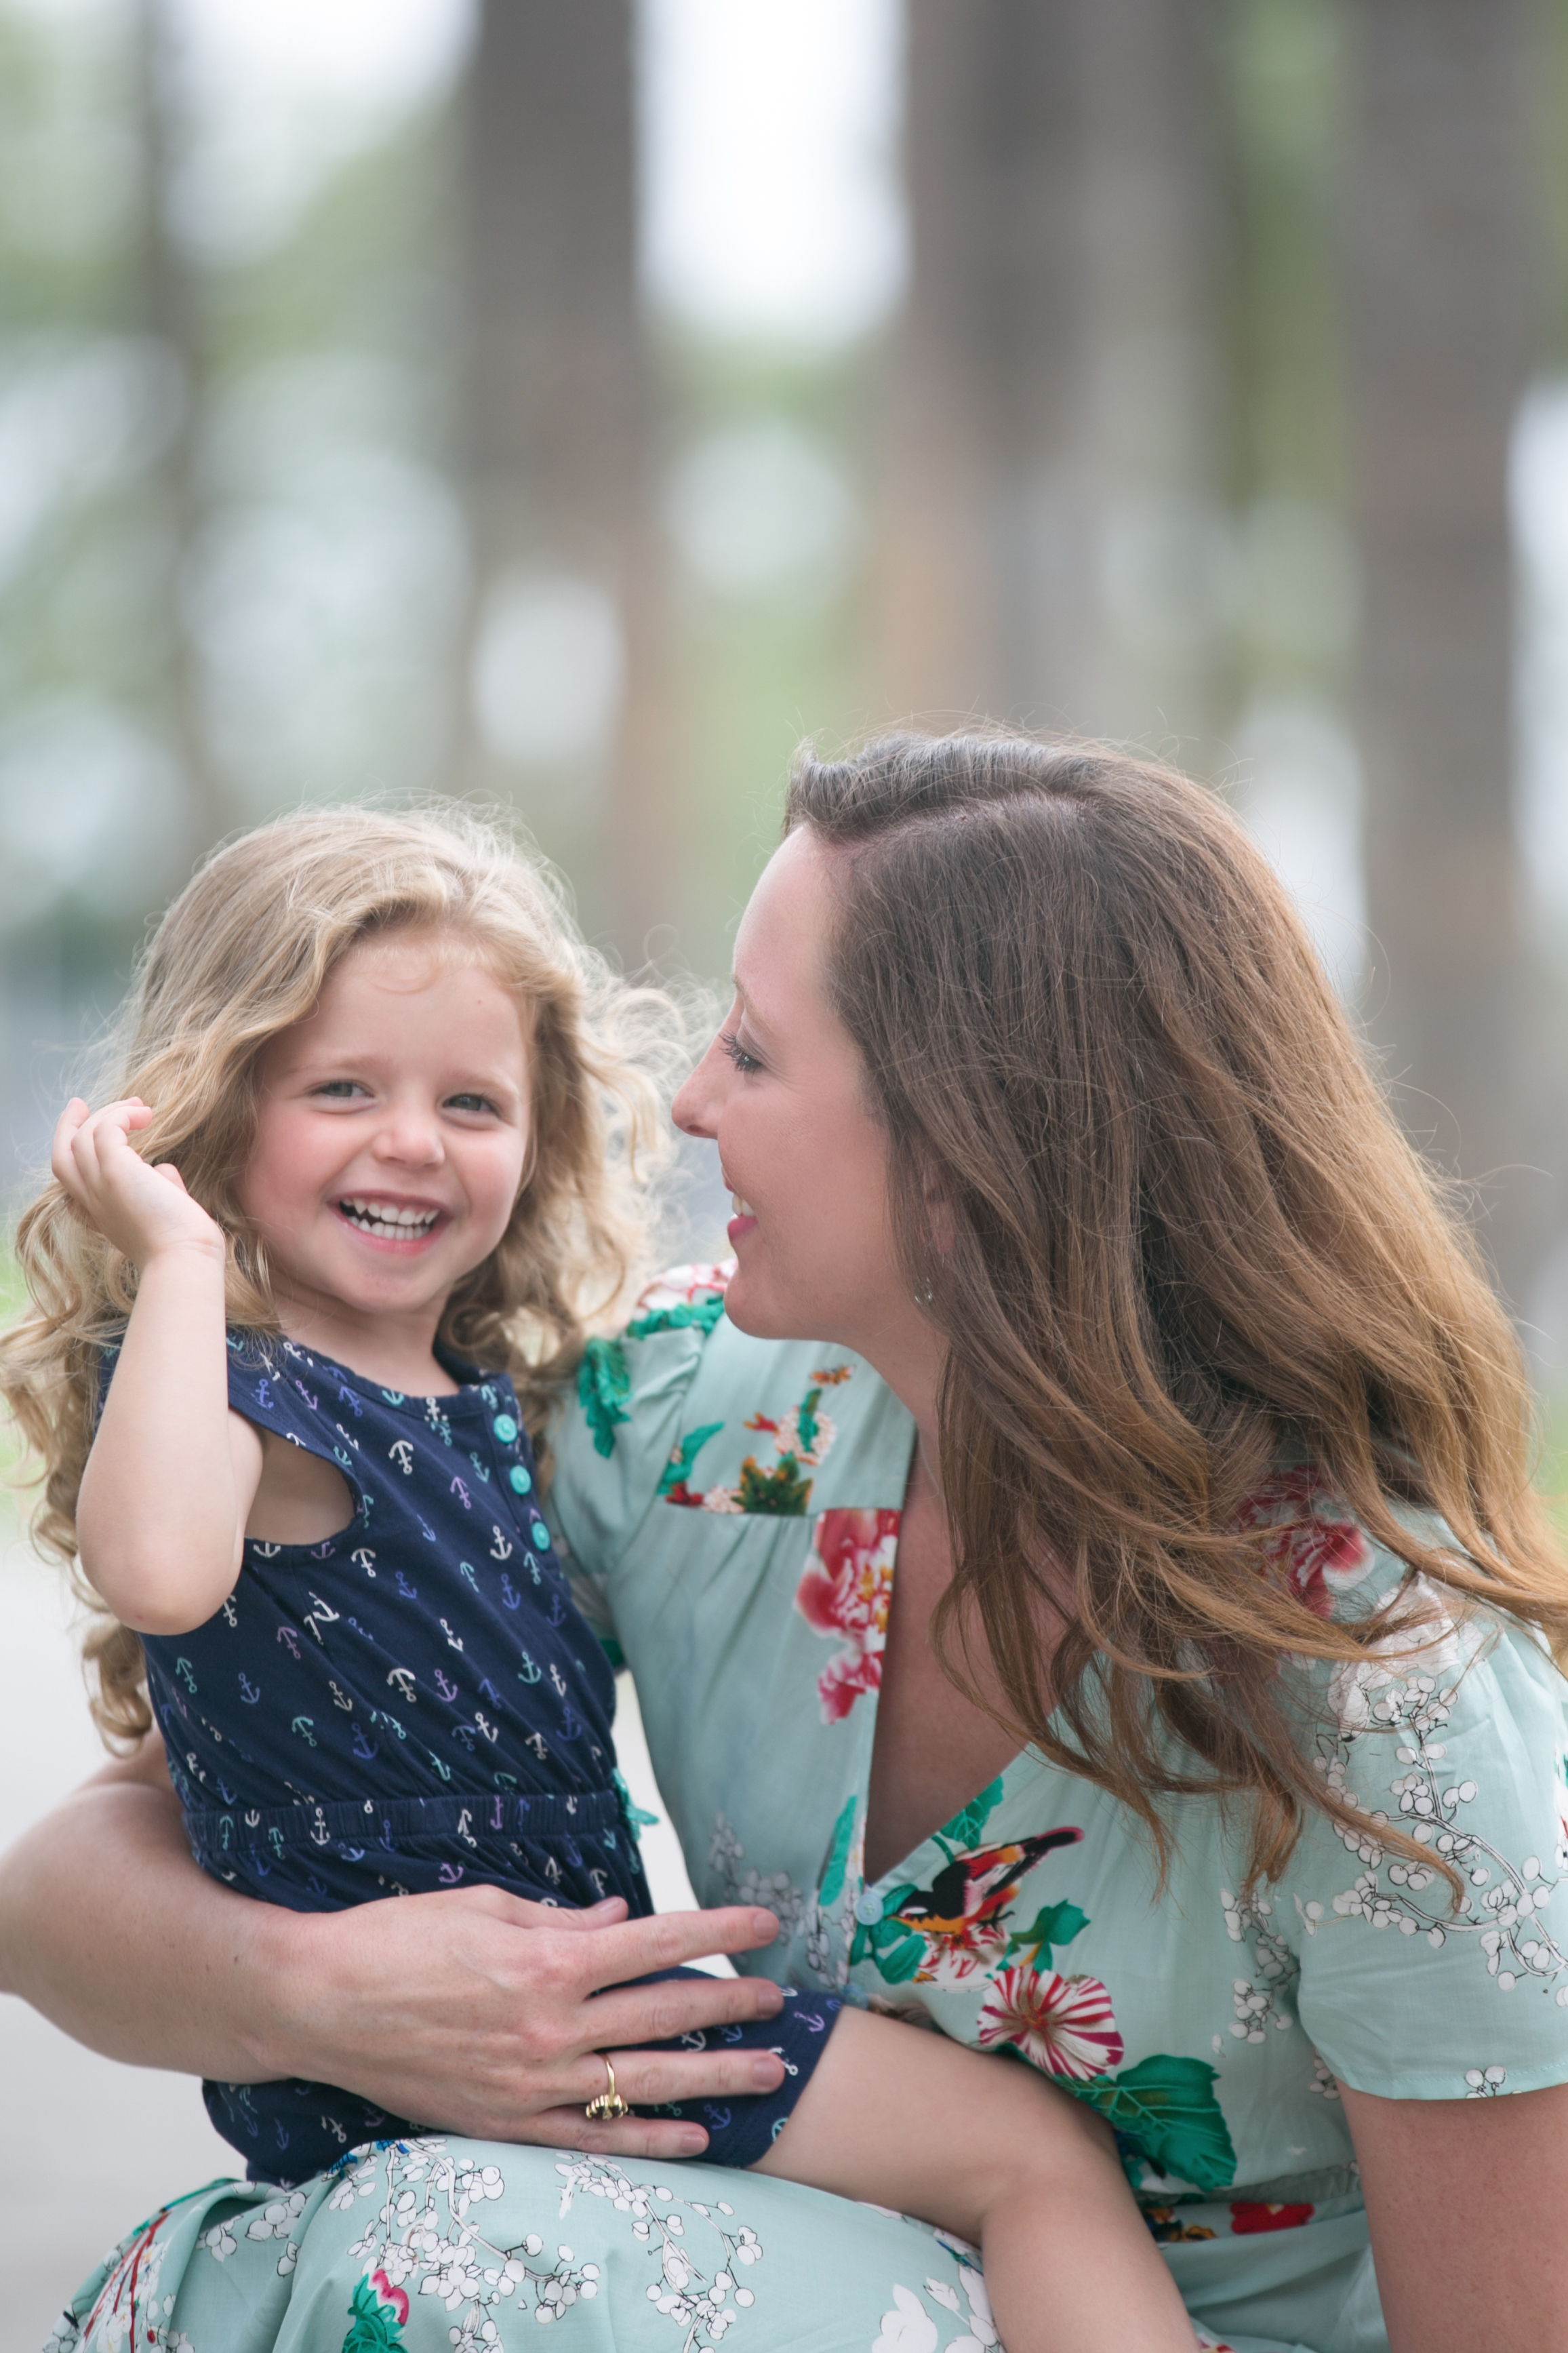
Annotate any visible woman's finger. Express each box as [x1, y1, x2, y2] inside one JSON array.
[[577, 1969, 785, 2054], [571, 1905, 782, 1990], [512, 2105, 710, 2159], [578, 2043, 785, 2109]]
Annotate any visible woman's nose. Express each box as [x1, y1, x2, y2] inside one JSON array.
[[672, 1046, 721, 1139]]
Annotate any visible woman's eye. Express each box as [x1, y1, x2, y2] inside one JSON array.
[[718, 1031, 762, 1076]]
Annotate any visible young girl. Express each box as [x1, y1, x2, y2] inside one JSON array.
[[3, 806, 1198, 2353]]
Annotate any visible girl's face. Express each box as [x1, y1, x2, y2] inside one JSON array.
[[674, 825, 926, 1377], [238, 930, 531, 1337]]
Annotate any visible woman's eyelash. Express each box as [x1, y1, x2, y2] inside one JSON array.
[[718, 1031, 762, 1075]]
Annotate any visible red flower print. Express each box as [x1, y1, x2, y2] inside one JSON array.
[[976, 1964, 1125, 2081], [1228, 2202, 1314, 2235], [1232, 1468, 1371, 1619], [796, 1507, 900, 1722]]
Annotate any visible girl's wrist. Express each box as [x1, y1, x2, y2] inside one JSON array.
[[136, 1228, 228, 1273]]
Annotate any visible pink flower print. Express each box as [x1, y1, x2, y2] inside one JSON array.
[[369, 2270, 410, 2325], [1232, 1467, 1371, 1619], [976, 1964, 1124, 2080], [632, 1261, 733, 1315], [796, 1507, 900, 1722]]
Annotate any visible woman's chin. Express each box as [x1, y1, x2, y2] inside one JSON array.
[[717, 1266, 790, 1342]]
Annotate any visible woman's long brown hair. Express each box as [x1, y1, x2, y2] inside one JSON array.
[[788, 732, 1568, 1891]]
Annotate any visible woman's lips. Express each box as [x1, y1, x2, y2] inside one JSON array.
[[727, 1191, 758, 1244]]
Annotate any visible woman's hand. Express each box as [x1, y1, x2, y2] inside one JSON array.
[[0, 1737, 790, 2160], [52, 1096, 223, 1266], [270, 1884, 791, 2156]]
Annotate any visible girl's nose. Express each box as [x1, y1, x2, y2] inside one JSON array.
[[373, 1105, 443, 1165]]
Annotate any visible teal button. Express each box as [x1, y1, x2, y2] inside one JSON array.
[[493, 1412, 519, 1443], [508, 1463, 532, 1495], [854, 1891, 883, 1925], [529, 1518, 550, 1551]]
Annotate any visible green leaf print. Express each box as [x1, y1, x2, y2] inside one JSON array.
[[818, 1795, 858, 1909], [933, 1776, 1005, 1857], [735, 1453, 813, 1515], [342, 2276, 407, 2352], [1071, 2056, 1237, 2194], [614, 1767, 660, 1834], [849, 1880, 925, 1977], [626, 1294, 727, 1341], [1004, 1899, 1090, 1969], [795, 1386, 823, 1455], [578, 1337, 632, 1459], [862, 1921, 929, 1982], [656, 1422, 725, 1498]]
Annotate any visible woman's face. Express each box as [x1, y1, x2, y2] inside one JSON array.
[[674, 826, 923, 1370]]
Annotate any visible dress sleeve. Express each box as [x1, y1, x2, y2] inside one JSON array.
[[97, 1332, 329, 1460], [222, 1335, 344, 1460], [1282, 1569, 1568, 2101], [546, 1265, 732, 1629]]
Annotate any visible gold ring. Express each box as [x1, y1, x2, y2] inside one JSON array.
[[584, 2054, 630, 2122]]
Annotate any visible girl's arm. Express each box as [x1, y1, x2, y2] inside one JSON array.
[[56, 1096, 260, 1635], [0, 1733, 799, 2157], [1341, 2080, 1568, 2352], [757, 2009, 1194, 2353]]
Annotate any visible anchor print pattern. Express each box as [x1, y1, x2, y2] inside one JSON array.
[[99, 1328, 765, 2182]]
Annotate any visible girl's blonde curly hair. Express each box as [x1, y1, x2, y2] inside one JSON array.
[[0, 802, 683, 1747]]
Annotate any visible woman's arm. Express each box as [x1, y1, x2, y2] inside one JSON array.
[[1342, 2079, 1568, 2350], [0, 1734, 792, 2159]]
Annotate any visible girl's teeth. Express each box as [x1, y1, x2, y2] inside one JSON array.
[[731, 1193, 755, 1217], [341, 1198, 439, 1237]]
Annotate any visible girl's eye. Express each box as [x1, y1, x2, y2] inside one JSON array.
[[315, 1081, 367, 1100], [718, 1031, 762, 1076], [446, 1092, 497, 1115]]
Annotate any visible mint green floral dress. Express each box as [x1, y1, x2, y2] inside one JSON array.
[[52, 1269, 1568, 2353]]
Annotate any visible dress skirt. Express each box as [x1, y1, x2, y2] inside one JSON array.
[[45, 2135, 1310, 2353]]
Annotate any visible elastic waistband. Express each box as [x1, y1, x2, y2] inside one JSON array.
[[184, 1785, 625, 1854]]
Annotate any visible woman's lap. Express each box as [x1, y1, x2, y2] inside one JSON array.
[[45, 2136, 1310, 2353], [47, 2137, 999, 2353]]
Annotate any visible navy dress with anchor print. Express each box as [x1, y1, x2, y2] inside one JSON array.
[[104, 1332, 840, 2185]]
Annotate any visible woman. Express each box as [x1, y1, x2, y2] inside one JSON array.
[[5, 732, 1568, 2353]]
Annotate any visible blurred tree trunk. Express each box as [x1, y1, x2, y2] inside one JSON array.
[[877, 0, 1228, 757], [459, 0, 668, 964], [1348, 0, 1542, 1304], [134, 0, 222, 858]]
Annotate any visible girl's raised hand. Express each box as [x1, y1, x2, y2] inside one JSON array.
[[52, 1097, 224, 1266]]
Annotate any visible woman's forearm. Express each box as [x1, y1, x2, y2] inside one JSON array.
[[0, 1745, 294, 2078], [0, 1737, 801, 2157]]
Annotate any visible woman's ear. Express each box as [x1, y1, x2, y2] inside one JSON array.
[[919, 1161, 956, 1255]]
